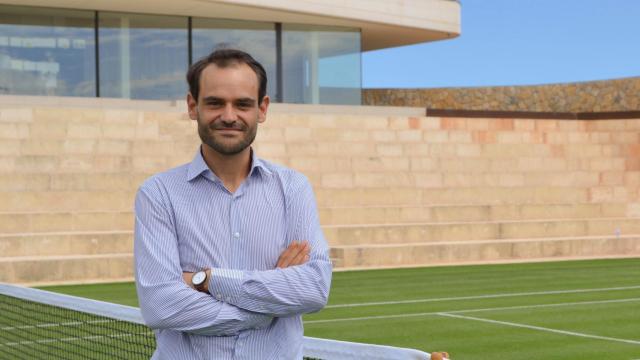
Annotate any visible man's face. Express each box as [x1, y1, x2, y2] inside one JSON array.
[[187, 63, 269, 156]]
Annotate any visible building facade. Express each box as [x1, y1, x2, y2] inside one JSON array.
[[0, 0, 460, 104]]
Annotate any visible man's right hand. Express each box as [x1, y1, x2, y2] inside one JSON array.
[[276, 241, 310, 268], [431, 352, 450, 360]]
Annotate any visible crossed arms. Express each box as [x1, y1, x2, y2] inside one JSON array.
[[134, 178, 332, 336]]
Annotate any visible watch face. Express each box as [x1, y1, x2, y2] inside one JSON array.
[[192, 271, 206, 286]]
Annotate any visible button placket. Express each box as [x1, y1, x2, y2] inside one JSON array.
[[229, 195, 242, 269]]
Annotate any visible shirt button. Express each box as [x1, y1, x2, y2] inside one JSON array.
[[216, 294, 222, 300], [233, 232, 240, 238]]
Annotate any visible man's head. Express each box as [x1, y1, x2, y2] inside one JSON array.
[[186, 49, 269, 156], [187, 48, 267, 106]]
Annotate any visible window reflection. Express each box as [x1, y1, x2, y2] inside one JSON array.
[[99, 12, 187, 100], [282, 24, 361, 105], [0, 6, 363, 104], [192, 18, 277, 100], [0, 5, 95, 97]]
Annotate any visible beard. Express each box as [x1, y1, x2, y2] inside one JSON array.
[[197, 113, 258, 156]]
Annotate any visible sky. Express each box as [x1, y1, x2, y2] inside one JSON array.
[[362, 0, 640, 89]]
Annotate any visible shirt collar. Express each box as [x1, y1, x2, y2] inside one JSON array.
[[248, 149, 273, 178], [186, 146, 272, 182]]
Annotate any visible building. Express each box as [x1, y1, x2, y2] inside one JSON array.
[[1, 1, 638, 285], [0, 0, 461, 105]]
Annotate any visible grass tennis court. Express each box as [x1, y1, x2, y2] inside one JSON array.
[[41, 258, 640, 359]]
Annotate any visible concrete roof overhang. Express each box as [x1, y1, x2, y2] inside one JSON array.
[[0, 0, 461, 51]]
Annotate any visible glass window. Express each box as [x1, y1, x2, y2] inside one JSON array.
[[98, 12, 187, 100], [192, 18, 277, 100], [0, 5, 95, 97], [282, 24, 361, 105]]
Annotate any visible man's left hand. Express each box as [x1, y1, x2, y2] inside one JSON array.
[[276, 241, 310, 268]]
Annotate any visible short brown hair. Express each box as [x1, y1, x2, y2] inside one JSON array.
[[186, 49, 268, 104]]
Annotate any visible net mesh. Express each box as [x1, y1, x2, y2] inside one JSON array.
[[0, 293, 155, 359], [0, 283, 430, 359]]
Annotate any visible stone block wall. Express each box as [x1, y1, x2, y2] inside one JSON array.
[[363, 76, 640, 112], [1, 96, 639, 284]]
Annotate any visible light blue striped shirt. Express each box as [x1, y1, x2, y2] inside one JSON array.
[[134, 148, 332, 359]]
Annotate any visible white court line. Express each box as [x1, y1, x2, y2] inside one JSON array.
[[443, 297, 640, 314], [305, 297, 640, 324], [437, 312, 640, 346], [325, 285, 640, 309], [0, 331, 154, 347]]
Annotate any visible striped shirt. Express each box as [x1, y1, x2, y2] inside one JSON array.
[[134, 147, 333, 359]]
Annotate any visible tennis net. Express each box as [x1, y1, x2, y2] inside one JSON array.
[[0, 283, 431, 359]]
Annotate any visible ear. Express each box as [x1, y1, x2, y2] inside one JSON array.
[[257, 95, 270, 124], [187, 92, 198, 120]]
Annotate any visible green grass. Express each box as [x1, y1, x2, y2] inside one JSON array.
[[40, 258, 640, 359]]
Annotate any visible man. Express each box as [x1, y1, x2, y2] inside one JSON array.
[[134, 49, 332, 359]]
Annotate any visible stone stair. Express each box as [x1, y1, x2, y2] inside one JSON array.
[[1, 101, 640, 284], [331, 234, 640, 268], [0, 213, 134, 284]]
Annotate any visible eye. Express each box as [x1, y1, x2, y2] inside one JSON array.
[[206, 100, 223, 108]]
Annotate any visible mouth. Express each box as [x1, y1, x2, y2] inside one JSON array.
[[212, 128, 245, 138], [211, 122, 246, 131]]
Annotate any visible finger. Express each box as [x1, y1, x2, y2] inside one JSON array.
[[301, 241, 310, 251], [285, 242, 307, 267], [295, 242, 311, 261], [299, 242, 311, 261], [282, 241, 309, 267], [276, 249, 290, 268], [289, 243, 309, 266], [182, 272, 193, 286], [277, 242, 299, 268]]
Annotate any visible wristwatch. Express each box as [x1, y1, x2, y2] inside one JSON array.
[[192, 269, 209, 292]]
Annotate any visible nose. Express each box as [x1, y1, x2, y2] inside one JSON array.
[[221, 104, 238, 121]]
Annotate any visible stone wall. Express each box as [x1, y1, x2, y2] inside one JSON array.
[[363, 77, 640, 112], [1, 96, 640, 284]]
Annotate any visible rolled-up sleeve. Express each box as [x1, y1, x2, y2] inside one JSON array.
[[134, 180, 273, 335]]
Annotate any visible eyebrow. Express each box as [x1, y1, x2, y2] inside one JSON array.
[[235, 98, 256, 105], [202, 96, 223, 103], [201, 96, 256, 105]]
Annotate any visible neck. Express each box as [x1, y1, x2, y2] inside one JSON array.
[[201, 145, 252, 193]]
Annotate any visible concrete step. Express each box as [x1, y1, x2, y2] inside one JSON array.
[[0, 211, 133, 234], [0, 152, 180, 176], [331, 235, 640, 269], [0, 167, 632, 184], [3, 235, 638, 284], [0, 191, 135, 212], [0, 231, 133, 257], [0, 185, 615, 213], [0, 203, 629, 234], [314, 186, 593, 207], [1, 150, 634, 179], [318, 203, 628, 225], [323, 218, 640, 246], [0, 253, 133, 285], [6, 213, 620, 250], [0, 173, 150, 192], [310, 171, 632, 189]]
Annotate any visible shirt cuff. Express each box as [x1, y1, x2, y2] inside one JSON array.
[[209, 268, 244, 305]]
